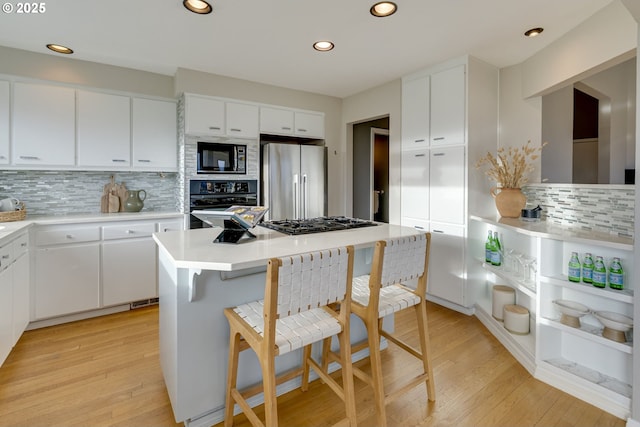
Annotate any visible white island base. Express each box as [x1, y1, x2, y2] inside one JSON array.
[[154, 224, 423, 426]]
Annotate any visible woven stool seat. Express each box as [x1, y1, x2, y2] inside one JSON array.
[[352, 275, 421, 317]]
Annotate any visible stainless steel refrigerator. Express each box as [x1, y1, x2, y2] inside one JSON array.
[[262, 142, 326, 220]]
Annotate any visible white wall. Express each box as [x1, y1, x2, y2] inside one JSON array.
[[341, 79, 402, 223], [521, 0, 637, 98]]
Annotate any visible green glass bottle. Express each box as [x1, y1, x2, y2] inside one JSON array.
[[567, 252, 581, 282], [581, 253, 594, 284], [592, 256, 607, 288], [491, 231, 502, 266], [608, 257, 624, 290], [485, 230, 493, 263]]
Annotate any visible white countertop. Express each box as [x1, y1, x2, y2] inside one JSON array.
[[0, 211, 184, 242], [470, 215, 633, 250], [153, 223, 423, 271]]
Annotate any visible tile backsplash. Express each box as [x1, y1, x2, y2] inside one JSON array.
[[0, 170, 179, 216], [522, 184, 635, 238]]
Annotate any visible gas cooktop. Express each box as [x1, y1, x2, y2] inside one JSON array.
[[259, 216, 378, 235]]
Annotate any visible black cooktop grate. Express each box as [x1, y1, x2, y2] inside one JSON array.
[[259, 216, 378, 235]]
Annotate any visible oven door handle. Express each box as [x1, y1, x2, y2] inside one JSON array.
[[293, 174, 300, 220]]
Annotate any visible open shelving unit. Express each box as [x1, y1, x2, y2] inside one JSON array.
[[468, 215, 634, 420]]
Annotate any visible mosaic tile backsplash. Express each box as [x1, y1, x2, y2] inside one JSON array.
[[0, 170, 180, 216], [522, 185, 635, 238]]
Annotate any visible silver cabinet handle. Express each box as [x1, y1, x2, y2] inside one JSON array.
[[414, 139, 425, 143], [229, 128, 241, 132], [413, 225, 425, 230], [137, 159, 151, 163], [297, 128, 308, 133], [66, 234, 74, 239], [209, 126, 221, 130], [112, 159, 127, 163], [414, 154, 426, 157], [281, 126, 292, 131], [433, 153, 445, 157], [432, 229, 444, 233], [433, 137, 445, 141], [20, 155, 40, 160]]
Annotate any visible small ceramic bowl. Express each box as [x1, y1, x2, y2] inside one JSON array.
[[552, 299, 590, 328], [594, 311, 633, 332]]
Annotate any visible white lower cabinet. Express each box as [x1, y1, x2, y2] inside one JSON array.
[[427, 223, 465, 306], [0, 267, 12, 365], [102, 222, 157, 306], [33, 216, 184, 322], [468, 216, 633, 419], [35, 242, 101, 319], [12, 235, 29, 346]]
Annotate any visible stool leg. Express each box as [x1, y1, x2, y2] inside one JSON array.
[[224, 329, 241, 427], [321, 336, 332, 374], [261, 353, 278, 427], [367, 317, 387, 427], [338, 325, 357, 426], [301, 344, 312, 391], [415, 301, 435, 401]]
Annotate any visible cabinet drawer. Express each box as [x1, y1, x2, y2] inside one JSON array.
[[0, 242, 12, 270], [36, 226, 101, 246], [103, 222, 155, 240], [12, 233, 29, 257]]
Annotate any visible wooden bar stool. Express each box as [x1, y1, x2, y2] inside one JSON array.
[[323, 233, 435, 427], [223, 246, 357, 427]]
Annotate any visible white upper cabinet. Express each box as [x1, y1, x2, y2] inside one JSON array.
[[430, 65, 465, 146], [429, 145, 465, 225], [132, 98, 177, 171], [401, 75, 430, 150], [400, 149, 429, 224], [259, 107, 324, 139], [226, 102, 259, 138], [184, 95, 225, 136], [12, 82, 75, 166], [0, 81, 9, 165], [77, 90, 131, 168], [294, 111, 324, 139], [260, 106, 294, 136]]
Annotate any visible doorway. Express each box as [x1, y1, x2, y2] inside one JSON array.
[[352, 117, 389, 222]]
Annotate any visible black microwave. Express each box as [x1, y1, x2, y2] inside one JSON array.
[[197, 142, 247, 174]]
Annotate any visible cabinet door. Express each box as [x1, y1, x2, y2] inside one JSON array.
[[77, 90, 131, 167], [132, 98, 177, 170], [0, 267, 12, 366], [401, 149, 429, 221], [401, 75, 429, 150], [430, 65, 465, 146], [12, 253, 29, 346], [294, 112, 324, 139], [428, 224, 465, 305], [12, 83, 75, 166], [226, 102, 259, 138], [0, 81, 9, 165], [260, 107, 294, 135], [102, 238, 157, 306], [429, 145, 465, 225], [35, 243, 100, 319], [185, 95, 225, 136]]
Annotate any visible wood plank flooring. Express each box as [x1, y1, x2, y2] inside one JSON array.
[[0, 303, 626, 427]]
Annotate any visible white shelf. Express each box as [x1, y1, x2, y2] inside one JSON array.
[[542, 357, 632, 399], [481, 262, 536, 298], [540, 274, 633, 304], [470, 215, 633, 250], [539, 317, 633, 354]]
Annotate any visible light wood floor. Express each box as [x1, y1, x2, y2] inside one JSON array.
[[0, 303, 626, 427]]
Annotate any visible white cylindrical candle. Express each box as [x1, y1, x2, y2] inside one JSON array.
[[492, 285, 515, 320], [503, 304, 530, 335]]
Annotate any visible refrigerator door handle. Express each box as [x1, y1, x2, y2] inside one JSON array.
[[302, 174, 308, 219], [293, 174, 300, 219]]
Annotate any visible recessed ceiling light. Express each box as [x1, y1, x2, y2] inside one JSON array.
[[183, 0, 212, 14], [524, 27, 544, 37], [46, 44, 73, 54], [313, 41, 334, 52], [370, 1, 397, 17]]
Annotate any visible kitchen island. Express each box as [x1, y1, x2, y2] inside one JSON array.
[[153, 223, 423, 427]]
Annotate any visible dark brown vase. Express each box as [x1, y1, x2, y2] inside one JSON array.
[[490, 187, 526, 218]]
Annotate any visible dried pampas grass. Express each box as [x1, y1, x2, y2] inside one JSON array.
[[475, 141, 547, 188]]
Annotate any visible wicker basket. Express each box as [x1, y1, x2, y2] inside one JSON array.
[[0, 202, 26, 223]]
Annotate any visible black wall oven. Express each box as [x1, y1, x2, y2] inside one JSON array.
[[189, 180, 258, 229], [197, 141, 247, 174]]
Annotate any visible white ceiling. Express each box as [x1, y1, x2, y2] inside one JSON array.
[[0, 0, 615, 98]]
